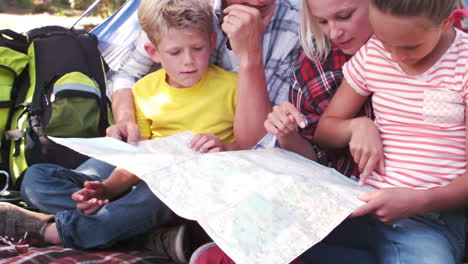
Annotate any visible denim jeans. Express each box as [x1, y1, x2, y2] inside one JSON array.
[[302, 209, 465, 264], [21, 158, 175, 249]]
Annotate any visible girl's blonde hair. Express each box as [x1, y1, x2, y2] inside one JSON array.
[[370, 0, 463, 26], [138, 0, 214, 45], [300, 0, 330, 62]]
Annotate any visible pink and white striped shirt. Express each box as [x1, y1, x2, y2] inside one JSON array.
[[343, 28, 468, 190]]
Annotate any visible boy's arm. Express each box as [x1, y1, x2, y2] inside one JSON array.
[[101, 168, 142, 200], [72, 168, 142, 214]]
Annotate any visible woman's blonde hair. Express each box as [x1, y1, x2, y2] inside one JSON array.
[[370, 0, 463, 26], [138, 0, 214, 45], [300, 0, 330, 62]]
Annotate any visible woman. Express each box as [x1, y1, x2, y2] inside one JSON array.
[[265, 0, 374, 179]]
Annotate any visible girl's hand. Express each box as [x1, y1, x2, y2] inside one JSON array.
[[190, 133, 224, 153], [350, 187, 429, 224], [264, 102, 306, 137], [349, 117, 385, 184]]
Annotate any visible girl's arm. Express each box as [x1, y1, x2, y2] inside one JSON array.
[[315, 79, 369, 148], [315, 80, 384, 183], [350, 109, 468, 224]]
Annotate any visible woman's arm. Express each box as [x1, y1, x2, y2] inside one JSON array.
[[264, 102, 316, 161]]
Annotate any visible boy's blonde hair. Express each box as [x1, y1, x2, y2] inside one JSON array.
[[138, 0, 214, 45]]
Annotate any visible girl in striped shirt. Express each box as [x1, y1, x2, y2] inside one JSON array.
[[315, 0, 468, 262]]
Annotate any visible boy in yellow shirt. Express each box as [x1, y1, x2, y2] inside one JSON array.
[[74, 0, 238, 214], [73, 0, 239, 243]]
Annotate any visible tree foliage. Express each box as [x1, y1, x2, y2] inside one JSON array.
[[4, 0, 126, 18]]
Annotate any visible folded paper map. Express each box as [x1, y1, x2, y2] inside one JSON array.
[[51, 132, 374, 264]]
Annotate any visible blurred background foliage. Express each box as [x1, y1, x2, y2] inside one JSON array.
[[0, 0, 125, 18]]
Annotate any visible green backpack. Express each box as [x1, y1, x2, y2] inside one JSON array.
[[1, 26, 113, 189]]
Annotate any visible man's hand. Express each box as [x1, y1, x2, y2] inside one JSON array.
[[350, 187, 429, 224], [72, 181, 109, 215], [221, 3, 277, 64], [106, 121, 140, 145], [264, 102, 306, 137], [190, 133, 224, 153]]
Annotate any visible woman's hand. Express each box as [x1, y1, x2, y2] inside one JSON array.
[[190, 133, 224, 153], [264, 102, 306, 137], [349, 117, 385, 184]]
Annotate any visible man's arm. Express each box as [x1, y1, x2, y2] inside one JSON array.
[[106, 31, 154, 144], [235, 56, 271, 149], [106, 89, 140, 145], [222, 4, 277, 150]]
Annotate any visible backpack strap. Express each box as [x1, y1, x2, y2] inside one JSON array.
[[0, 30, 28, 53]]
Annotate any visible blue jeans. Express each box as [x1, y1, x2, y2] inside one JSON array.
[[21, 158, 175, 249], [302, 210, 465, 264]]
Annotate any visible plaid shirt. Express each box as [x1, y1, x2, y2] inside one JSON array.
[[111, 0, 301, 108], [291, 48, 374, 177]]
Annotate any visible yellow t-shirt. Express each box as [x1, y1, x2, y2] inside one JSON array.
[[133, 65, 237, 143]]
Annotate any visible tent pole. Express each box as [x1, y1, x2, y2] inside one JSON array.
[[70, 0, 103, 30]]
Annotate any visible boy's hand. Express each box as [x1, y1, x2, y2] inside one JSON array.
[[348, 117, 385, 185], [264, 102, 306, 137], [190, 133, 224, 153], [72, 181, 109, 215], [106, 121, 140, 145], [350, 187, 429, 224]]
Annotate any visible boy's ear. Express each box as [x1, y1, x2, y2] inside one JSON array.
[[209, 32, 217, 53], [144, 42, 161, 63]]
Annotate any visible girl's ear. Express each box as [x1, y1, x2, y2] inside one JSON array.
[[144, 42, 161, 63], [441, 14, 455, 31], [209, 32, 217, 53]]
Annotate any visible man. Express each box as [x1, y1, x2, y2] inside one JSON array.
[[108, 0, 301, 150]]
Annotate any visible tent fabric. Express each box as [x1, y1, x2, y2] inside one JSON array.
[[91, 0, 141, 72]]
